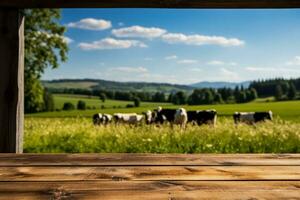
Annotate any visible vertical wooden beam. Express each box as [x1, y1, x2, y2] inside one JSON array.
[[0, 9, 24, 153]]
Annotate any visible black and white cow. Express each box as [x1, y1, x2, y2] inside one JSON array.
[[153, 107, 188, 128], [233, 111, 273, 125], [93, 113, 113, 126], [187, 109, 217, 126], [174, 108, 188, 128], [113, 113, 144, 125], [143, 110, 156, 125]]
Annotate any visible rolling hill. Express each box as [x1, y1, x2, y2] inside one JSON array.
[[42, 79, 251, 93], [42, 79, 194, 93]]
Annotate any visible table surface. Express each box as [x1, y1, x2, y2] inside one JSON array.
[[0, 154, 299, 199]]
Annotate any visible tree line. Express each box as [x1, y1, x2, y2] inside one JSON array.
[[249, 78, 300, 100], [47, 86, 258, 107]]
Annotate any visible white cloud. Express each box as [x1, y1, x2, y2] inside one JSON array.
[[165, 55, 178, 60], [285, 56, 300, 66], [67, 18, 112, 30], [110, 66, 148, 73], [78, 38, 147, 50], [63, 36, 73, 44], [246, 66, 300, 73], [112, 25, 167, 38], [177, 59, 198, 64], [220, 68, 240, 81], [207, 60, 224, 65], [161, 33, 245, 47], [207, 60, 237, 66]]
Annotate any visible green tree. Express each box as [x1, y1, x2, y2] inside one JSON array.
[[77, 100, 86, 110], [24, 9, 68, 113], [43, 88, 55, 112], [133, 97, 141, 107], [172, 91, 187, 105], [63, 102, 75, 111], [214, 93, 223, 104], [99, 93, 106, 103], [287, 83, 297, 100], [275, 84, 283, 101]]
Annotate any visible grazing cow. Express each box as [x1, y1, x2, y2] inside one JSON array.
[[93, 113, 112, 126], [153, 107, 177, 124], [113, 113, 144, 125], [143, 110, 156, 125], [233, 111, 273, 125], [187, 110, 217, 126], [153, 107, 188, 128], [174, 108, 188, 128]]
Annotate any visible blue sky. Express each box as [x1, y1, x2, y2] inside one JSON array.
[[42, 9, 300, 84]]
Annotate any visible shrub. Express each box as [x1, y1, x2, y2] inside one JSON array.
[[63, 102, 75, 111], [77, 100, 86, 110]]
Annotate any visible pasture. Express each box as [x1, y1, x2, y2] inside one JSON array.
[[24, 117, 300, 153], [24, 94, 300, 153], [27, 94, 300, 122]]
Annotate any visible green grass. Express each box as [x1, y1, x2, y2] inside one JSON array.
[[53, 93, 171, 109], [24, 117, 300, 153], [28, 94, 300, 122]]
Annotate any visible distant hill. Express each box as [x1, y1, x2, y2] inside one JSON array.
[[42, 79, 194, 93], [190, 81, 251, 89]]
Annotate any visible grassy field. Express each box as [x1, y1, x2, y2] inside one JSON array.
[[24, 117, 300, 153], [24, 94, 300, 153], [27, 94, 300, 122]]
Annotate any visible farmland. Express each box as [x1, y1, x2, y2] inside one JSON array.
[[27, 94, 300, 122], [24, 94, 300, 153], [24, 117, 300, 153]]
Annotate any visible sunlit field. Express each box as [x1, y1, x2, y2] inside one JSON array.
[[24, 117, 300, 153], [27, 96, 300, 122]]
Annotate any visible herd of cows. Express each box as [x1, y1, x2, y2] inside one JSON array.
[[93, 107, 273, 128]]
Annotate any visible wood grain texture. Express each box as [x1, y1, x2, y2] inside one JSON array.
[[0, 166, 299, 181], [1, 0, 300, 8], [0, 9, 24, 153], [0, 154, 299, 166], [0, 154, 299, 199], [0, 181, 299, 200]]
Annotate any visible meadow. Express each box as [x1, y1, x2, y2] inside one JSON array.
[[24, 117, 300, 153], [28, 94, 300, 122], [24, 94, 300, 153]]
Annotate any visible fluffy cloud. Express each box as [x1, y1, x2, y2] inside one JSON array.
[[78, 38, 147, 50], [112, 26, 167, 38], [67, 18, 112, 30], [165, 55, 178, 60], [110, 66, 148, 73], [162, 33, 244, 47], [207, 60, 224, 65], [177, 59, 198, 64], [285, 56, 300, 66], [246, 66, 300, 73], [207, 60, 237, 66]]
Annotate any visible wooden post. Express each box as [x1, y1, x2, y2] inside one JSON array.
[[0, 9, 24, 153]]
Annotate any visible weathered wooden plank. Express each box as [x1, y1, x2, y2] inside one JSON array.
[[0, 9, 24, 153], [0, 181, 299, 199], [0, 166, 299, 181], [1, 0, 300, 8], [0, 154, 299, 166]]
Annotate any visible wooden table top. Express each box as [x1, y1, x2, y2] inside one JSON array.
[[0, 154, 299, 199]]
